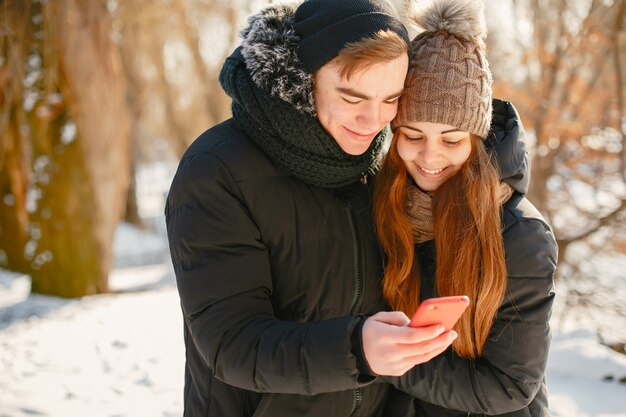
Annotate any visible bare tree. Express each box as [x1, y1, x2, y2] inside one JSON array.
[[0, 0, 132, 297], [488, 0, 626, 328], [115, 0, 245, 162], [491, 0, 625, 256], [1, 1, 40, 274]]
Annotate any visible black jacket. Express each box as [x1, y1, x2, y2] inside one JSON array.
[[165, 5, 392, 413], [166, 119, 389, 417], [383, 104, 557, 417]]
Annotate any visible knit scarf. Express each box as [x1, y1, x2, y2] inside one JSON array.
[[219, 51, 386, 189], [405, 182, 515, 244]]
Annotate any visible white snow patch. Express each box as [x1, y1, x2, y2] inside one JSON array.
[[548, 329, 626, 417], [112, 222, 169, 268]]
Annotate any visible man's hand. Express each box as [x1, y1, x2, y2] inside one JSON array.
[[362, 311, 457, 376]]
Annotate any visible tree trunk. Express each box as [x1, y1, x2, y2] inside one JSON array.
[[0, 112, 30, 272], [0, 1, 33, 273], [124, 159, 144, 228], [30, 0, 131, 297]]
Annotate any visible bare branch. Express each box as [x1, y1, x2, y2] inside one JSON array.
[[558, 197, 626, 245], [610, 0, 626, 181], [172, 0, 219, 123]]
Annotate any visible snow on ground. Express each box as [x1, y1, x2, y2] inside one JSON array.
[[0, 225, 182, 417], [546, 252, 626, 417], [548, 329, 626, 417], [0, 273, 182, 417], [0, 223, 625, 417]]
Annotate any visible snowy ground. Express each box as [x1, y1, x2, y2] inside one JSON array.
[[0, 223, 625, 417]]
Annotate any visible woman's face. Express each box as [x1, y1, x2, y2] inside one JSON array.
[[396, 122, 472, 192]]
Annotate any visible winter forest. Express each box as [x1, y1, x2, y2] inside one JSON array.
[[0, 0, 625, 415]]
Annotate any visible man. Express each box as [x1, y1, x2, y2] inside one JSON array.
[[166, 1, 455, 416]]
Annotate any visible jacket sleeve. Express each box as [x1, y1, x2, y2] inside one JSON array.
[[384, 218, 557, 414], [166, 150, 367, 395]]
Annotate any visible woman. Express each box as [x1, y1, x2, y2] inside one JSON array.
[[371, 0, 558, 415]]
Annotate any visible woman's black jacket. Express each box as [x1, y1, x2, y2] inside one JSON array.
[[383, 105, 558, 417]]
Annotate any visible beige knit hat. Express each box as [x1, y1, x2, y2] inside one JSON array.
[[393, 0, 492, 138]]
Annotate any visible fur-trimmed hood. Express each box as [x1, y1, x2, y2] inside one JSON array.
[[239, 3, 316, 115]]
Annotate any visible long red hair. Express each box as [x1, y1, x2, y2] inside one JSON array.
[[373, 132, 507, 358]]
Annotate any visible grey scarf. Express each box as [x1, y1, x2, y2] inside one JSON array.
[[405, 182, 514, 243]]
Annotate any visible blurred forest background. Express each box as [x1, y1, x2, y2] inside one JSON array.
[[0, 0, 624, 324]]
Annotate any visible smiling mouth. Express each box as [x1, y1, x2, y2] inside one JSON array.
[[344, 126, 376, 140], [419, 166, 446, 175]]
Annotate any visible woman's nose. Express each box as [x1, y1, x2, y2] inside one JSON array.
[[419, 140, 438, 162]]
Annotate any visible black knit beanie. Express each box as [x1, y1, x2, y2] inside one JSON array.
[[294, 0, 411, 73]]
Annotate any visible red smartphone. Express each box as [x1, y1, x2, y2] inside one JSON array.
[[409, 295, 470, 331]]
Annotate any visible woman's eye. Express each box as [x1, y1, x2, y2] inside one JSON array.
[[341, 97, 361, 105], [443, 139, 461, 146], [384, 98, 399, 104]]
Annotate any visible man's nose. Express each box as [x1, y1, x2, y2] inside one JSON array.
[[356, 102, 383, 131]]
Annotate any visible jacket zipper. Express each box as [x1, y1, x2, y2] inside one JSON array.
[[352, 388, 363, 416], [344, 200, 365, 315], [343, 198, 365, 415]]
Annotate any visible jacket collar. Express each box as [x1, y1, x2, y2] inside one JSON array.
[[486, 99, 530, 195]]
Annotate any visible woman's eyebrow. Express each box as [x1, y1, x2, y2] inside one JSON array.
[[398, 126, 465, 134]]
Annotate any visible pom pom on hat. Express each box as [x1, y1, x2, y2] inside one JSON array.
[[409, 0, 487, 42]]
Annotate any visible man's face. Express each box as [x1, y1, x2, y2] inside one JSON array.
[[313, 54, 409, 155]]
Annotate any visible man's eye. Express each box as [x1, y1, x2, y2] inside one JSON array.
[[341, 97, 361, 105], [384, 98, 400, 104], [404, 135, 423, 142]]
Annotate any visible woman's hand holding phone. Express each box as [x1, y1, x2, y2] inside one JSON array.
[[362, 297, 469, 376], [361, 311, 457, 376]]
